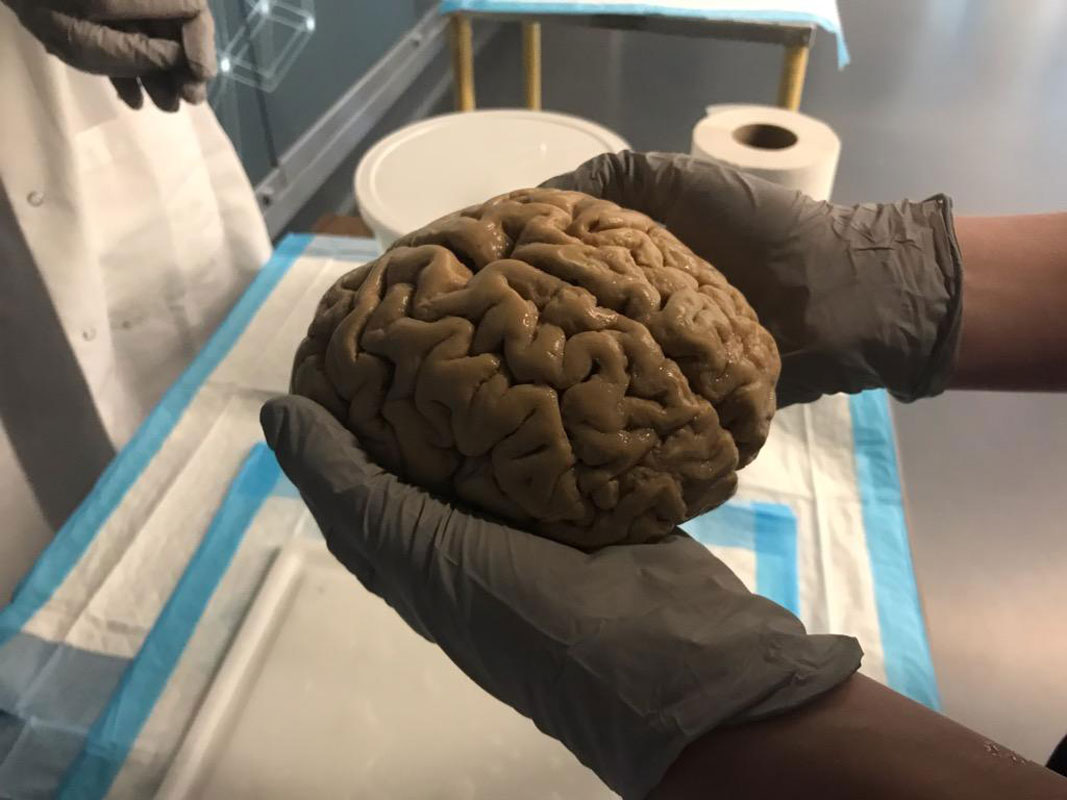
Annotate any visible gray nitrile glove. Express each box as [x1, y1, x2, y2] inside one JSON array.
[[262, 395, 863, 799], [6, 0, 216, 110], [544, 151, 965, 407]]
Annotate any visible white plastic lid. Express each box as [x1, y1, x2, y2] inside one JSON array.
[[355, 109, 630, 246]]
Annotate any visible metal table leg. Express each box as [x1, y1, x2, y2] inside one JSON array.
[[522, 21, 542, 110], [777, 42, 810, 110], [450, 14, 475, 111]]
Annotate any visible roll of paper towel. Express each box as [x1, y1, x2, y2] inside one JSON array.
[[691, 104, 841, 201]]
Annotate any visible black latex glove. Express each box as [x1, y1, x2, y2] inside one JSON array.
[[544, 151, 964, 407], [6, 0, 217, 110], [262, 395, 862, 799]]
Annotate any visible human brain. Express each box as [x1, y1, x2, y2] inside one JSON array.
[[292, 188, 780, 548]]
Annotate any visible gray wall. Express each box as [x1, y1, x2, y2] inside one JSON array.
[[208, 0, 436, 187]]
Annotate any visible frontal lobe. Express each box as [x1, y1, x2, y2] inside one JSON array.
[[292, 188, 780, 548]]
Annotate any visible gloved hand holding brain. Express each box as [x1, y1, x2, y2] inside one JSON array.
[[292, 188, 780, 548]]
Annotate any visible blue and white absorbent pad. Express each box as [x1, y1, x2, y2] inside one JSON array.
[[439, 0, 850, 66], [0, 234, 933, 798]]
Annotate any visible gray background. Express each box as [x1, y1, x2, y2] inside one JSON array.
[[208, 0, 437, 186]]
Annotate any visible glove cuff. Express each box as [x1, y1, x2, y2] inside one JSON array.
[[892, 194, 965, 401], [621, 632, 862, 799]]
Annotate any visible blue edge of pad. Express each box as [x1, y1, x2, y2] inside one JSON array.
[[17, 235, 382, 798], [849, 392, 941, 710], [2, 235, 939, 792], [438, 0, 850, 66], [56, 444, 282, 799], [0, 233, 311, 648], [683, 500, 799, 616]]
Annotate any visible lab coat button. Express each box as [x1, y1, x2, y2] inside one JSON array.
[[27, 190, 45, 207], [82, 326, 97, 341]]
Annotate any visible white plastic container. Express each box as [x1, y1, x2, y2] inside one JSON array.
[[354, 109, 630, 250]]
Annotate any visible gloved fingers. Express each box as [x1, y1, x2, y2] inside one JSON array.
[[30, 9, 184, 75], [538, 169, 579, 192], [117, 16, 210, 106], [541, 151, 696, 221], [541, 150, 632, 202], [177, 76, 207, 104], [318, 524, 437, 644], [181, 8, 217, 82], [260, 395, 785, 652], [262, 395, 737, 588], [109, 76, 143, 108], [542, 150, 801, 240], [315, 509, 381, 594], [262, 395, 388, 491], [141, 70, 181, 111], [261, 395, 411, 563], [262, 395, 547, 598], [71, 0, 207, 22], [263, 395, 463, 643]]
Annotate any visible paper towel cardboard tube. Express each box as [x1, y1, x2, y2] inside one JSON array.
[[732, 123, 798, 150], [692, 104, 841, 201]]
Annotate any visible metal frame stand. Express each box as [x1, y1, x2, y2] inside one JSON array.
[[448, 12, 814, 112]]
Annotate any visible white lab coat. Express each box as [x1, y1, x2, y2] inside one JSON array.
[[0, 9, 272, 598]]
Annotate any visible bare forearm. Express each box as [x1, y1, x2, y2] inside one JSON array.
[[651, 675, 1067, 800], [952, 213, 1067, 391]]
